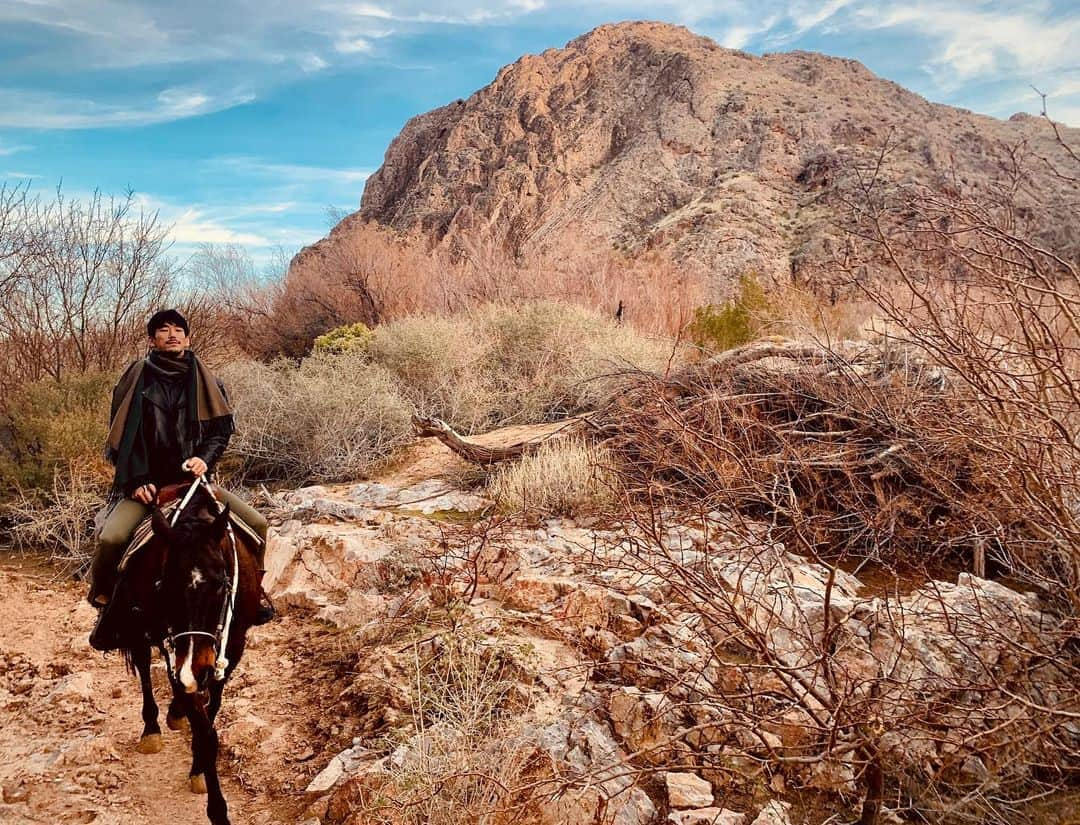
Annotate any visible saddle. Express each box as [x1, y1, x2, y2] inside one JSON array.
[[117, 483, 263, 572]]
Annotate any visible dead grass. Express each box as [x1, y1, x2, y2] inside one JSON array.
[[486, 438, 615, 517], [333, 630, 536, 825], [4, 459, 109, 567]]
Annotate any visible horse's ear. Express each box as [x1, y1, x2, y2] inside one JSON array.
[[151, 507, 173, 542], [211, 503, 231, 539]]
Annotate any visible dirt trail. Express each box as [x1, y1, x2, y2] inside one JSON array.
[[0, 552, 347, 825]]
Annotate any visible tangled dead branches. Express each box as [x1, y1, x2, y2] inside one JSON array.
[[418, 337, 1073, 606], [592, 340, 1002, 572]]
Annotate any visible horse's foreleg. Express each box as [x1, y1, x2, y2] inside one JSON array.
[[163, 652, 191, 733], [131, 645, 163, 754], [190, 673, 229, 793], [186, 690, 229, 825], [167, 694, 190, 732], [207, 676, 225, 723]]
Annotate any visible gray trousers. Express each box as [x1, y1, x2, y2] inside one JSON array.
[[89, 489, 268, 601]]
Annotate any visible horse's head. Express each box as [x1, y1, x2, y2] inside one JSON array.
[[151, 499, 233, 694]]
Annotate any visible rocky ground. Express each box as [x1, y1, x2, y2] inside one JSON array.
[[2, 426, 1076, 824], [0, 547, 369, 825]]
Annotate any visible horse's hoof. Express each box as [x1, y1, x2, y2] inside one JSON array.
[[135, 733, 163, 754], [166, 713, 189, 732], [190, 774, 207, 795]]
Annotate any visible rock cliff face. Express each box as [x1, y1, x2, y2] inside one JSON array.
[[325, 21, 1077, 285]]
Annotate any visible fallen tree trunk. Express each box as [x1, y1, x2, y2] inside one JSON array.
[[411, 415, 588, 465]]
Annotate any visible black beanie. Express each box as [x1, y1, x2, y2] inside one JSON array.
[[146, 309, 189, 337]]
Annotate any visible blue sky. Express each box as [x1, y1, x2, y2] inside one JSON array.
[[1, 0, 1077, 266]]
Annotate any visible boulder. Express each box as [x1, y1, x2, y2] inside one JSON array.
[[665, 772, 714, 808], [608, 686, 676, 762], [499, 575, 577, 612], [751, 800, 793, 825], [668, 808, 746, 825]]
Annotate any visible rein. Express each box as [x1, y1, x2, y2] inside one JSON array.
[[164, 475, 239, 683]]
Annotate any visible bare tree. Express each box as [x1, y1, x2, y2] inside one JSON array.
[[0, 186, 174, 391], [829, 127, 1080, 611]]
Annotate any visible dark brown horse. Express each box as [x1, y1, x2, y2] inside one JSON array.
[[104, 481, 260, 825]]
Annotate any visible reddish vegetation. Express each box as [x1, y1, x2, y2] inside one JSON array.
[[270, 225, 706, 357]]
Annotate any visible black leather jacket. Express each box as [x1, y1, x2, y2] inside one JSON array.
[[119, 370, 231, 496]]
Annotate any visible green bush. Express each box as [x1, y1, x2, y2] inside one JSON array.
[[689, 274, 772, 352], [0, 372, 114, 493], [313, 322, 374, 355]]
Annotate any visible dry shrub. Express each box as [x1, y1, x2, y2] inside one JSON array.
[[827, 140, 1080, 610], [592, 339, 1052, 584], [0, 371, 113, 492], [270, 223, 705, 356], [474, 301, 673, 422], [371, 301, 678, 432], [331, 631, 533, 825], [367, 315, 494, 433], [0, 371, 112, 563], [486, 438, 614, 517], [5, 459, 109, 566], [222, 353, 414, 484]]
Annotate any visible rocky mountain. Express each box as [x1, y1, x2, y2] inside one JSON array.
[[312, 21, 1078, 289]]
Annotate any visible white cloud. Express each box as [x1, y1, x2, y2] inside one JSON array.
[[1, 1, 1077, 130], [0, 139, 29, 156], [855, 3, 1079, 85], [298, 53, 329, 71], [334, 35, 374, 53], [212, 156, 373, 185], [0, 86, 255, 129], [157, 88, 211, 115], [789, 0, 856, 33], [132, 192, 302, 250], [168, 207, 269, 246]]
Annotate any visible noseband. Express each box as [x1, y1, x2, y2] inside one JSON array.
[[163, 476, 239, 683]]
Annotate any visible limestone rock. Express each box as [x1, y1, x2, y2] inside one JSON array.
[[499, 575, 576, 611], [306, 744, 375, 793], [608, 686, 676, 763], [665, 772, 714, 808], [668, 808, 746, 825], [751, 800, 793, 825]]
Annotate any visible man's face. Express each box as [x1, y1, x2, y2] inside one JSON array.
[[148, 322, 190, 355]]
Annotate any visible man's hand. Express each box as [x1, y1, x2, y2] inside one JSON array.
[[132, 483, 157, 504], [183, 457, 208, 477]]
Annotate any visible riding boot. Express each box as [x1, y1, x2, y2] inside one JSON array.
[[89, 601, 120, 651], [253, 587, 275, 626]]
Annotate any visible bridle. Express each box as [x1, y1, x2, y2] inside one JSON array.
[[162, 475, 239, 683]]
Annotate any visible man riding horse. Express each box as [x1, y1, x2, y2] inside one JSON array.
[[88, 308, 273, 648]]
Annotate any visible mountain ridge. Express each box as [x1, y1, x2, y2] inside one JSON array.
[[304, 21, 1078, 290]]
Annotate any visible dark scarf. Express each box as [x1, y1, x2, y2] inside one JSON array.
[[106, 351, 233, 493]]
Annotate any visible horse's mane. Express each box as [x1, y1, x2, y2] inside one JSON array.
[[172, 484, 224, 531]]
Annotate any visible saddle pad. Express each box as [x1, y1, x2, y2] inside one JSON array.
[[117, 502, 264, 572]]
